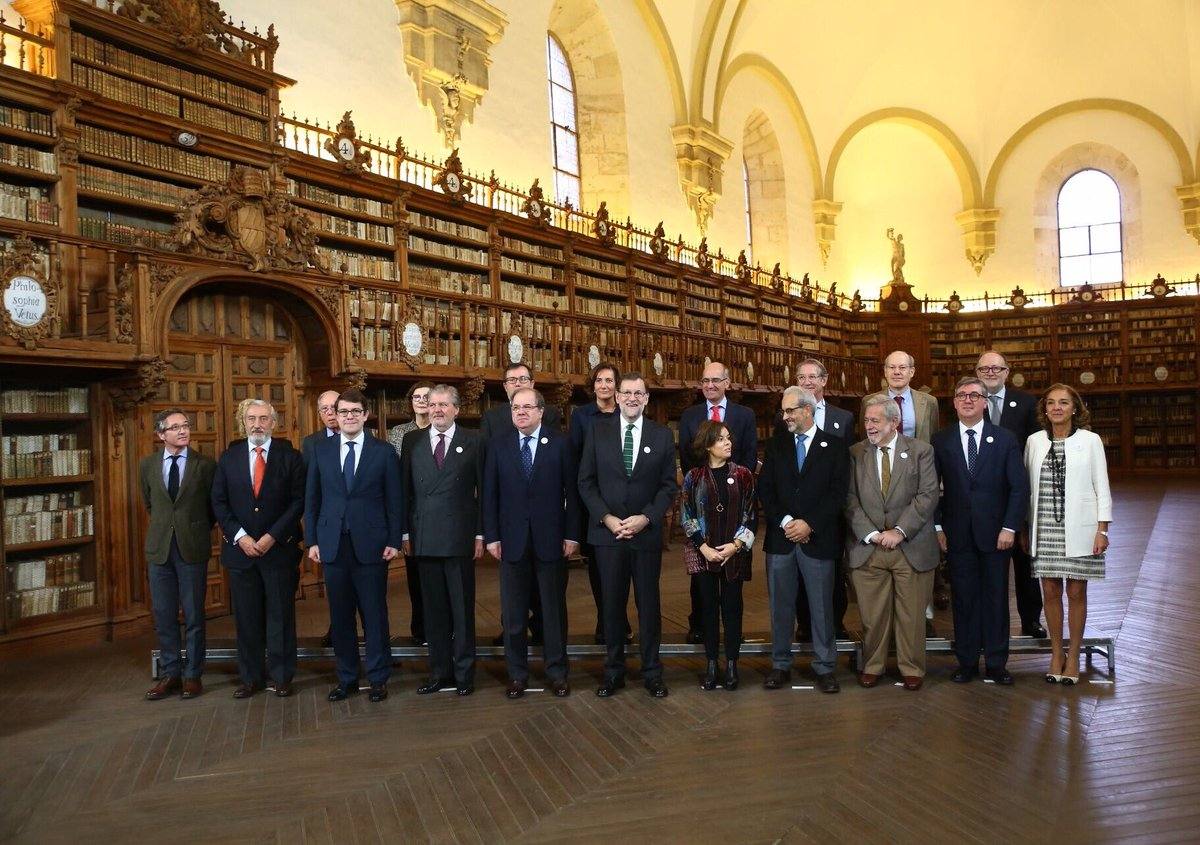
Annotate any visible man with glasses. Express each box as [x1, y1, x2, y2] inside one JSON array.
[[302, 389, 343, 648], [305, 389, 403, 703], [677, 361, 758, 643], [932, 376, 1028, 685], [400, 384, 485, 696], [578, 373, 679, 698], [483, 387, 580, 698], [976, 350, 1046, 639], [867, 351, 938, 443], [140, 409, 217, 701]]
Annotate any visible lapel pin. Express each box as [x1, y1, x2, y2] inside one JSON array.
[[455, 445, 464, 453], [540, 437, 548, 444], [833, 422, 841, 429], [1009, 400, 1017, 407], [820, 441, 828, 448], [643, 446, 651, 453], [900, 452, 908, 459], [985, 436, 994, 444], [727, 476, 735, 485]]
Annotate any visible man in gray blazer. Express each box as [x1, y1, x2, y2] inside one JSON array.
[[846, 394, 940, 690], [139, 408, 217, 701], [401, 384, 485, 696], [867, 350, 938, 443]]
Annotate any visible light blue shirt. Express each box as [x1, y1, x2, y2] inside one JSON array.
[[161, 447, 188, 488], [706, 398, 728, 422], [888, 387, 916, 438], [519, 425, 542, 464]]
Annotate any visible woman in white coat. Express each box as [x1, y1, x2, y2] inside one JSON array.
[[1022, 384, 1112, 685]]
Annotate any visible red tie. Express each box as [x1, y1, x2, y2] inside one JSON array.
[[252, 446, 265, 497], [894, 395, 905, 431], [434, 433, 446, 469], [710, 404, 721, 422]]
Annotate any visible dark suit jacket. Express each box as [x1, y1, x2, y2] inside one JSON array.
[[138, 447, 217, 565], [304, 434, 403, 564], [480, 402, 561, 440], [995, 387, 1039, 448], [569, 402, 617, 456], [678, 400, 758, 475], [211, 438, 305, 569], [301, 427, 337, 467], [400, 425, 484, 558], [757, 426, 850, 560], [482, 427, 580, 561], [577, 415, 679, 551], [931, 420, 1028, 554], [772, 402, 855, 440]]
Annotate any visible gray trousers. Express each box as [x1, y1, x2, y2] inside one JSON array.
[[767, 545, 836, 674], [149, 536, 208, 679]]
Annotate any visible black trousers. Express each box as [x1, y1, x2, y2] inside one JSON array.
[[584, 541, 629, 639], [948, 548, 1010, 671], [501, 547, 568, 682], [325, 541, 390, 686], [695, 571, 743, 661], [227, 559, 299, 686], [1010, 544, 1044, 631], [405, 554, 424, 641], [594, 545, 662, 683], [795, 556, 848, 632], [418, 555, 476, 686]]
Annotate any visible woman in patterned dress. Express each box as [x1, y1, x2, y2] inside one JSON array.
[[1022, 384, 1112, 685]]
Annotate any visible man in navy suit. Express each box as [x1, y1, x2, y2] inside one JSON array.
[[933, 375, 1029, 685], [758, 387, 850, 694], [211, 400, 306, 698], [301, 389, 341, 649], [305, 389, 403, 703], [678, 360, 758, 642], [578, 373, 679, 698], [976, 350, 1046, 638], [483, 387, 580, 698]]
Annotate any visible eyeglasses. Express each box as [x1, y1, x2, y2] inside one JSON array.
[[780, 405, 802, 415], [618, 390, 648, 399], [885, 365, 913, 372], [504, 375, 533, 385], [336, 408, 365, 417], [411, 393, 431, 402], [976, 366, 1008, 375], [954, 392, 986, 402], [510, 403, 540, 413], [317, 405, 336, 413], [162, 423, 190, 433], [699, 377, 727, 385]]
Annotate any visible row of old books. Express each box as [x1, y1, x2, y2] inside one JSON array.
[[727, 324, 759, 342], [684, 314, 719, 334], [0, 103, 52, 136], [181, 99, 269, 142], [0, 182, 57, 225], [1, 434, 92, 478], [635, 304, 678, 328], [7, 552, 84, 589], [684, 294, 720, 315], [71, 31, 269, 115], [501, 236, 563, 261], [499, 280, 566, 311], [411, 212, 488, 244], [726, 305, 757, 323], [574, 296, 628, 321], [78, 164, 192, 209], [636, 284, 676, 306], [73, 64, 178, 117], [407, 234, 488, 267], [286, 179, 394, 220], [78, 210, 174, 251], [317, 247, 397, 281], [4, 504, 94, 545], [576, 272, 625, 296], [1, 387, 88, 414], [574, 253, 624, 277], [408, 263, 492, 297], [500, 255, 562, 282], [4, 489, 85, 515], [7, 581, 95, 619], [0, 141, 56, 174], [80, 124, 231, 183], [310, 212, 395, 245]]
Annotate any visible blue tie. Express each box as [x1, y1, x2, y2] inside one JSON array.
[[795, 432, 807, 472], [343, 441, 356, 491], [520, 435, 533, 480], [966, 428, 978, 477]]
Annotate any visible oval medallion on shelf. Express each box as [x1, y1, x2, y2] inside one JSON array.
[[507, 335, 524, 364], [783, 365, 790, 384], [402, 322, 423, 357], [588, 344, 601, 369], [746, 361, 755, 382], [1011, 372, 1025, 388], [3, 275, 47, 328], [1154, 365, 1169, 382], [1079, 371, 1095, 385], [653, 351, 664, 377]]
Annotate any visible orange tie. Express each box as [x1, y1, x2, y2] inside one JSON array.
[[710, 405, 721, 422], [252, 446, 265, 497]]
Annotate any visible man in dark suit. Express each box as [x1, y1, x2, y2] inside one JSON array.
[[578, 372, 679, 698], [211, 400, 306, 698], [758, 387, 850, 694], [678, 360, 758, 643], [977, 350, 1045, 638], [301, 389, 341, 466], [933, 375, 1029, 685], [305, 389, 403, 703], [483, 387, 580, 698], [401, 383, 485, 697], [140, 409, 217, 701]]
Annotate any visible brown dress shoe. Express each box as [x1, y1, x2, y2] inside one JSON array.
[[902, 675, 923, 691], [146, 676, 181, 701], [274, 682, 294, 698], [505, 680, 527, 700], [858, 672, 880, 688], [181, 678, 203, 699]]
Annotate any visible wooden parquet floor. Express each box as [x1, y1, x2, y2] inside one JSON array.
[[2, 479, 1198, 844]]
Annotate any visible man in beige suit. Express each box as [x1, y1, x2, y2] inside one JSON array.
[[864, 350, 938, 443], [845, 393, 940, 690]]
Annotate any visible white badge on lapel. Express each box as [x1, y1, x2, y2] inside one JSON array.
[[540, 437, 548, 444], [455, 445, 464, 453], [900, 452, 908, 459], [1009, 400, 1017, 408], [820, 440, 828, 448], [726, 477, 735, 485], [833, 422, 841, 430], [643, 446, 651, 453], [985, 436, 994, 444]]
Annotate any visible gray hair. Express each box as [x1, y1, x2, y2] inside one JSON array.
[[782, 386, 817, 412], [511, 387, 545, 410], [154, 408, 189, 433], [430, 384, 460, 407], [243, 399, 278, 424], [863, 392, 901, 423]]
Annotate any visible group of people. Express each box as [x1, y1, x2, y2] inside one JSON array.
[[139, 349, 1111, 704]]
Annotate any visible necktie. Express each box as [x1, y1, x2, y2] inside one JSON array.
[[343, 441, 356, 491], [795, 432, 807, 472], [966, 428, 978, 477], [623, 423, 635, 476], [894, 395, 905, 432], [520, 435, 533, 480], [989, 394, 1002, 425], [880, 445, 891, 497], [252, 446, 265, 497], [710, 405, 721, 422], [167, 454, 180, 501], [434, 433, 446, 469]]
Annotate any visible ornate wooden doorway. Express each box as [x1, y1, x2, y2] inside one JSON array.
[[149, 286, 307, 614]]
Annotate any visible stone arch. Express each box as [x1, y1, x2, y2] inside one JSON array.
[[630, 0, 687, 124], [825, 108, 983, 209], [984, 98, 1192, 206], [1030, 143, 1142, 289], [741, 109, 789, 270], [549, 0, 631, 215]]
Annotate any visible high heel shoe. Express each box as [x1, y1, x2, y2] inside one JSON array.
[[724, 659, 739, 691], [1060, 673, 1079, 686], [701, 659, 718, 691], [1044, 673, 1062, 683]]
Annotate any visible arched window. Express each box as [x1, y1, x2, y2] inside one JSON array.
[[1058, 169, 1122, 285], [742, 158, 753, 261], [546, 34, 580, 208]]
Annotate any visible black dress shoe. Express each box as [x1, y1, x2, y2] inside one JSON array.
[[274, 682, 294, 698], [1023, 625, 1048, 639], [551, 680, 570, 697], [327, 682, 360, 701], [368, 682, 388, 702], [596, 677, 626, 697], [685, 629, 703, 645], [232, 682, 260, 699], [645, 679, 669, 698], [724, 659, 739, 690], [795, 628, 812, 643], [320, 627, 333, 647], [835, 627, 851, 640], [456, 684, 474, 697], [416, 678, 454, 695], [701, 659, 718, 691], [506, 680, 527, 699], [951, 667, 976, 684], [764, 668, 791, 690], [985, 669, 1015, 686], [530, 633, 544, 647], [815, 672, 840, 694]]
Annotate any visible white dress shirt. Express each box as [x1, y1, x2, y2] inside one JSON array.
[[234, 438, 272, 542], [958, 419, 985, 466], [706, 398, 728, 422], [518, 425, 542, 463], [429, 423, 456, 455], [986, 387, 1006, 424], [340, 431, 365, 473], [781, 423, 818, 528], [620, 414, 644, 471]]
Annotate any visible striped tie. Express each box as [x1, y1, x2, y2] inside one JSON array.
[[623, 423, 635, 476]]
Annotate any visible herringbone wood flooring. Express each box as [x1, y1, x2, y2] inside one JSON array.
[[2, 480, 1197, 844]]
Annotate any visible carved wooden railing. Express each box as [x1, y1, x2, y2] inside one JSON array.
[[0, 9, 54, 77]]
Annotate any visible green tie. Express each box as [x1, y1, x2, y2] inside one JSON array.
[[623, 422, 635, 476]]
